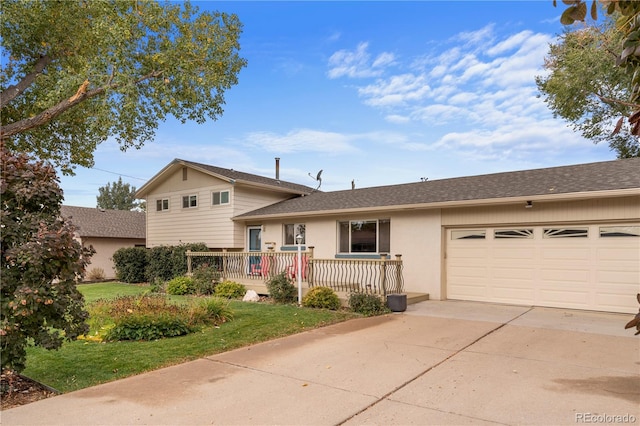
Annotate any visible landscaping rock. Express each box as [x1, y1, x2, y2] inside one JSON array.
[[243, 290, 260, 302]]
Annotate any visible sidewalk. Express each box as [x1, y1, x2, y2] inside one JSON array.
[[2, 301, 639, 425]]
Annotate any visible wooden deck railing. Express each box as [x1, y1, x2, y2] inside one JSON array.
[[186, 248, 404, 296]]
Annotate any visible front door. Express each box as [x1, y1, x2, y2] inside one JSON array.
[[248, 226, 262, 274]]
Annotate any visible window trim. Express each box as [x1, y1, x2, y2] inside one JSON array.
[[212, 190, 230, 206], [156, 198, 169, 212], [182, 194, 198, 209], [338, 219, 390, 254], [283, 223, 306, 246]]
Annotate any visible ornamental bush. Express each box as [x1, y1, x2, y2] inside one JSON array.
[[214, 281, 246, 299], [191, 264, 219, 295], [266, 272, 297, 304], [166, 276, 196, 295], [348, 293, 388, 316], [112, 247, 148, 283], [302, 287, 341, 310]]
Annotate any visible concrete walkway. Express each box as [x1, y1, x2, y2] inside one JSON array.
[[2, 301, 639, 425]]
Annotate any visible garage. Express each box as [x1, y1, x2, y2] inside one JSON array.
[[446, 223, 640, 313]]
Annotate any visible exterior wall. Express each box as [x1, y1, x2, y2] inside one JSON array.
[[257, 209, 443, 298], [441, 196, 640, 226], [82, 237, 145, 280], [145, 167, 293, 248]]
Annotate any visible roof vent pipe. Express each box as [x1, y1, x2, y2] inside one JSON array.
[[275, 157, 280, 180]]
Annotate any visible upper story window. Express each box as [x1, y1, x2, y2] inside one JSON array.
[[284, 223, 306, 245], [338, 219, 390, 253], [182, 195, 197, 208], [156, 198, 169, 212], [212, 190, 230, 205]]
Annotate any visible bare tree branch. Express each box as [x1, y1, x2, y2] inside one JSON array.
[[0, 55, 52, 109]]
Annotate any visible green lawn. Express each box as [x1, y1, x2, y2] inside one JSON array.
[[23, 283, 358, 393]]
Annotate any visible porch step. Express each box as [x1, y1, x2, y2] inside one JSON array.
[[406, 292, 430, 305]]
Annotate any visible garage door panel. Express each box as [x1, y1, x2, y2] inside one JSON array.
[[447, 224, 640, 314]]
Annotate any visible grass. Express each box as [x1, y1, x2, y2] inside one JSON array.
[[22, 283, 358, 393]]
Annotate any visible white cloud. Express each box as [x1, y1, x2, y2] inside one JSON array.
[[327, 42, 395, 79], [243, 129, 358, 154]]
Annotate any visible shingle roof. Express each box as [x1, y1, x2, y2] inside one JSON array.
[[60, 206, 146, 239], [237, 158, 640, 218]]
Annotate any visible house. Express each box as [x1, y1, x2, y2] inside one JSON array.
[[60, 206, 146, 280], [136, 157, 640, 314]]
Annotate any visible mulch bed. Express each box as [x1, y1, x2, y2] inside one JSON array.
[[1, 370, 58, 410]]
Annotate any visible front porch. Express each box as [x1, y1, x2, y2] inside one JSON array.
[[186, 248, 429, 305]]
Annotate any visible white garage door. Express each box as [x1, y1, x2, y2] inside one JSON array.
[[446, 224, 640, 313]]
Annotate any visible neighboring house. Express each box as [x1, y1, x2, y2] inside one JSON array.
[[60, 206, 146, 280], [136, 157, 640, 314]]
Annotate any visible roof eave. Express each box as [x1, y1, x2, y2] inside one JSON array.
[[233, 188, 640, 221]]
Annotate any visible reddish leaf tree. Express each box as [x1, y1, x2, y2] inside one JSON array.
[[1, 148, 94, 372]]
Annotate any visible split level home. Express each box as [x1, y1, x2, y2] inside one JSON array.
[[61, 206, 146, 280], [135, 157, 640, 314]]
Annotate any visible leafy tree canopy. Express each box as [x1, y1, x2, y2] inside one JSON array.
[[97, 177, 142, 211], [0, 0, 247, 173], [1, 148, 94, 372], [536, 18, 639, 157], [555, 0, 640, 139]]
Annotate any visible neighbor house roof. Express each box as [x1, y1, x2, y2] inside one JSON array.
[[236, 158, 640, 219], [135, 158, 315, 198], [60, 206, 146, 239]]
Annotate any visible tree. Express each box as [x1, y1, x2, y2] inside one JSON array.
[[0, 0, 247, 173], [97, 177, 141, 211], [536, 19, 640, 157], [1, 148, 94, 373], [554, 0, 640, 136]]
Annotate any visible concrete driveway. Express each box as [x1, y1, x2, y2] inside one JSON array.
[[2, 301, 639, 425]]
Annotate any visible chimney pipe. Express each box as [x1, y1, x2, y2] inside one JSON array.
[[275, 157, 280, 180]]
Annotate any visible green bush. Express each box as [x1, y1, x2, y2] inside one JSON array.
[[191, 264, 219, 295], [105, 313, 193, 341], [171, 242, 210, 277], [146, 246, 174, 282], [188, 297, 234, 325], [302, 287, 341, 310], [266, 272, 297, 304], [214, 280, 246, 299], [348, 293, 388, 316], [166, 276, 196, 295], [112, 247, 148, 283]]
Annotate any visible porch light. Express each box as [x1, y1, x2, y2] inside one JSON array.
[[525, 200, 533, 209], [296, 234, 303, 305]]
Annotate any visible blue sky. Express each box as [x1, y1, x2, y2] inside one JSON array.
[[60, 1, 614, 207]]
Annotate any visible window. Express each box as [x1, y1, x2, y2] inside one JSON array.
[[338, 219, 390, 253], [600, 226, 640, 237], [212, 190, 230, 205], [494, 229, 534, 239], [451, 230, 486, 240], [156, 199, 169, 211], [284, 224, 306, 245], [182, 195, 197, 208], [543, 228, 588, 238]]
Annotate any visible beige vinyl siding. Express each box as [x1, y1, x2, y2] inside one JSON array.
[[145, 167, 295, 248], [442, 196, 640, 226]]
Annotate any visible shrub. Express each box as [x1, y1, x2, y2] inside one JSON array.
[[214, 280, 246, 299], [105, 313, 193, 341], [348, 293, 388, 316], [171, 242, 209, 277], [112, 247, 148, 283], [302, 287, 341, 310], [266, 272, 297, 304], [86, 267, 106, 281], [146, 246, 174, 282], [188, 297, 234, 325], [166, 276, 196, 295], [191, 264, 219, 295]]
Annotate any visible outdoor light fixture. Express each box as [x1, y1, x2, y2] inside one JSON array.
[[296, 234, 303, 305], [525, 200, 533, 209]]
